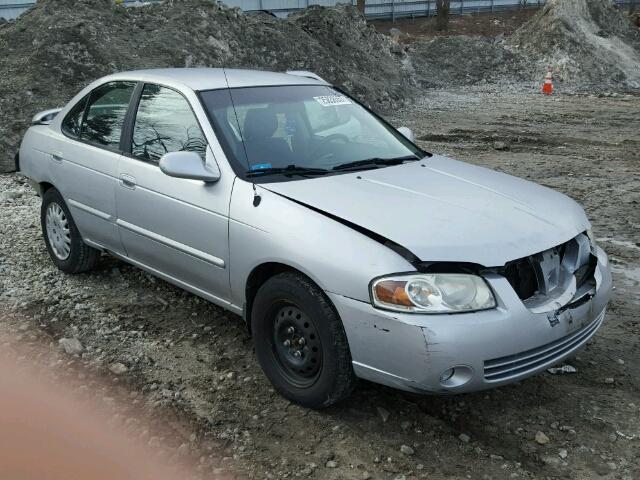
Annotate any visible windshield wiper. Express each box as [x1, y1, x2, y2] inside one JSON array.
[[332, 155, 420, 172], [245, 165, 330, 178]]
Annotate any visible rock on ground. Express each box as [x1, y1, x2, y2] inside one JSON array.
[[109, 362, 128, 375], [59, 337, 83, 355], [400, 444, 414, 455], [535, 431, 550, 445]]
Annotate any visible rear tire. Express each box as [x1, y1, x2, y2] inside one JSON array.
[[251, 272, 356, 408], [41, 188, 99, 274]]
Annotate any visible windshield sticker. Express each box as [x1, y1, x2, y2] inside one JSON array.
[[250, 163, 272, 171], [313, 95, 353, 107]]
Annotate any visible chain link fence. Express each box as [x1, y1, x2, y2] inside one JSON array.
[[364, 0, 543, 20], [0, 0, 634, 20]]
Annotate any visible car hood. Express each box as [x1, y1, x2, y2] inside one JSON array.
[[263, 155, 590, 267]]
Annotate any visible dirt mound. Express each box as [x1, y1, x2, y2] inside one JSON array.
[[0, 0, 414, 173], [508, 0, 640, 89], [407, 36, 529, 89]]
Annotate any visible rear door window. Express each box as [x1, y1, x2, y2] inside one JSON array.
[[81, 81, 136, 151], [131, 84, 207, 163]]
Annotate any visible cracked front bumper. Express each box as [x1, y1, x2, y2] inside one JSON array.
[[328, 246, 612, 394]]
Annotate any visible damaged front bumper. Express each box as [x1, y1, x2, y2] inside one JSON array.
[[328, 246, 612, 394]]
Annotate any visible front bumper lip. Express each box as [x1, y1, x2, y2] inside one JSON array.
[[328, 246, 613, 394], [482, 306, 606, 384]]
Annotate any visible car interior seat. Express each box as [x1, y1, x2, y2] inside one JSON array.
[[242, 108, 294, 168]]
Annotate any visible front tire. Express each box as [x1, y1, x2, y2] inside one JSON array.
[[41, 188, 99, 274], [251, 272, 356, 408]]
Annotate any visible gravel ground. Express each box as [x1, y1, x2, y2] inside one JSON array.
[[1, 88, 639, 479]]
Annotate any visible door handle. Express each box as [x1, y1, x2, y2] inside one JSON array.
[[119, 174, 136, 189], [51, 151, 63, 162]]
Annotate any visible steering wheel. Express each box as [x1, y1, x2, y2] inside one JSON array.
[[314, 134, 350, 162], [317, 134, 349, 148]]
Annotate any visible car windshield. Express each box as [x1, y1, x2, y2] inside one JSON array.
[[199, 85, 424, 182]]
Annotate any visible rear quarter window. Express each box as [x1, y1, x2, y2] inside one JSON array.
[[61, 95, 89, 138]]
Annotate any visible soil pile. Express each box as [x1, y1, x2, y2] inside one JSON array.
[[407, 36, 529, 89], [508, 0, 640, 89], [0, 0, 414, 173]]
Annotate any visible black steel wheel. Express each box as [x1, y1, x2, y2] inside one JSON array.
[[272, 305, 323, 388], [251, 272, 356, 408]]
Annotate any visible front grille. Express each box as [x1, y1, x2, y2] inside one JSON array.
[[483, 308, 605, 382]]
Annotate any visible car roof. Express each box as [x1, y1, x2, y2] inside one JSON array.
[[102, 68, 329, 91]]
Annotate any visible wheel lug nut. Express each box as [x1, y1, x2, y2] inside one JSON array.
[[283, 339, 291, 347], [293, 351, 302, 358], [298, 338, 305, 346], [287, 326, 295, 334]]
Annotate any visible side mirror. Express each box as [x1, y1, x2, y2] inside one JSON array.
[[397, 126, 415, 142], [159, 151, 220, 183], [32, 108, 62, 125]]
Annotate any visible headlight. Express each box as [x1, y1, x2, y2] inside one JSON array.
[[371, 273, 496, 313]]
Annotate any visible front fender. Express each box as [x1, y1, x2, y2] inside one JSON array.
[[228, 179, 415, 307]]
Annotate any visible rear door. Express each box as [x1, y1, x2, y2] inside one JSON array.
[[115, 83, 233, 304], [54, 81, 137, 254]]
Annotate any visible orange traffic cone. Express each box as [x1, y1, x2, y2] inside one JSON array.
[[542, 67, 554, 95]]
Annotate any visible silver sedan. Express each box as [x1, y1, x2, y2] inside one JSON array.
[[18, 68, 612, 408]]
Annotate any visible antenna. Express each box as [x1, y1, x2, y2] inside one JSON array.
[[223, 68, 261, 207]]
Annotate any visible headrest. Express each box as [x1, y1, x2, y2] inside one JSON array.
[[243, 108, 278, 140]]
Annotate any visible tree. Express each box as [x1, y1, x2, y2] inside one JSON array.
[[357, 0, 365, 13], [436, 0, 450, 31]]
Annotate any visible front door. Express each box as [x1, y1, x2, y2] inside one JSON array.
[[115, 83, 232, 304]]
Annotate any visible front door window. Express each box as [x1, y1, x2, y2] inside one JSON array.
[[132, 84, 207, 163]]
